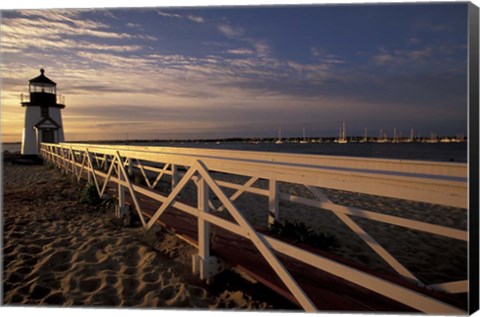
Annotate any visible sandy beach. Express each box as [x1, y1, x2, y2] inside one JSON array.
[[2, 163, 295, 309]]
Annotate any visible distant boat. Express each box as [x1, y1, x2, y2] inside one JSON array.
[[300, 128, 308, 144], [392, 128, 400, 143], [275, 128, 284, 144], [440, 137, 452, 143], [424, 132, 439, 143], [451, 133, 465, 143], [403, 128, 414, 143], [336, 122, 348, 144], [376, 129, 388, 143], [359, 128, 368, 143]]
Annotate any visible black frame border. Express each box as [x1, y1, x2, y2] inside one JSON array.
[[468, 1, 479, 314]]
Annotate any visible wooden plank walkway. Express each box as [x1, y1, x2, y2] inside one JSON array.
[[114, 184, 467, 312]]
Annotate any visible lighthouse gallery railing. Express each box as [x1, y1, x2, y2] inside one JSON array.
[[40, 142, 468, 313]]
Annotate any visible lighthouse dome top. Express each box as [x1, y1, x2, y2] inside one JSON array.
[[29, 68, 57, 86], [28, 68, 57, 94]]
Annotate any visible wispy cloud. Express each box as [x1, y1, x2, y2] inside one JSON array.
[[157, 11, 182, 19], [1, 11, 156, 54], [311, 47, 345, 64], [227, 48, 255, 55], [371, 47, 433, 65], [217, 23, 271, 58], [217, 24, 244, 39], [187, 15, 205, 23], [157, 10, 205, 23], [252, 40, 270, 57], [126, 22, 143, 30]]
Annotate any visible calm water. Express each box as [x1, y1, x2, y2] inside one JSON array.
[[2, 141, 468, 162], [135, 141, 468, 163], [2, 143, 21, 153]]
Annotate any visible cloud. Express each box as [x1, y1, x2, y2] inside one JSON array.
[[405, 47, 433, 61], [126, 22, 143, 30], [0, 10, 157, 55], [187, 15, 205, 23], [311, 47, 345, 64], [217, 24, 244, 39], [157, 11, 182, 19], [371, 47, 433, 65], [372, 49, 394, 65], [217, 24, 271, 58], [252, 40, 270, 57], [408, 37, 422, 45], [227, 48, 255, 55], [157, 10, 205, 23]]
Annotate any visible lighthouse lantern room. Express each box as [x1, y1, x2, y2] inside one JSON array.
[[21, 69, 66, 156]]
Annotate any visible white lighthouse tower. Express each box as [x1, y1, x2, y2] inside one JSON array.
[[21, 69, 66, 156]]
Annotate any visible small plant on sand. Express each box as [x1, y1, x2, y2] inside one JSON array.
[[133, 172, 148, 186], [140, 227, 161, 249], [79, 182, 102, 205], [269, 218, 339, 252]]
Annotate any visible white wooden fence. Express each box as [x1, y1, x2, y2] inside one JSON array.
[[40, 142, 468, 313]]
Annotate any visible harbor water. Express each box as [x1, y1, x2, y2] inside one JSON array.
[[2, 141, 468, 163]]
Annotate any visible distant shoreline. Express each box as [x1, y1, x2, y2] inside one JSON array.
[[1, 135, 468, 146], [2, 138, 468, 163]]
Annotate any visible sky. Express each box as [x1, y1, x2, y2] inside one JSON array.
[[0, 2, 470, 142]]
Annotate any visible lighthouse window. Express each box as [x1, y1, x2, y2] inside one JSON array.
[[30, 84, 55, 94]]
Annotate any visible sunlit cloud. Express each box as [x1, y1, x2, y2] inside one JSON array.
[[227, 48, 255, 55], [217, 24, 244, 39], [187, 15, 205, 23], [157, 10, 205, 23], [126, 22, 143, 29]]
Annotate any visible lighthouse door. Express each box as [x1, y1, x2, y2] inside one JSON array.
[[42, 129, 55, 143]]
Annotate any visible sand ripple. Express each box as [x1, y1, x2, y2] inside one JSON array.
[[3, 165, 276, 309]]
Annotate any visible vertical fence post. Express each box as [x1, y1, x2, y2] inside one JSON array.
[[268, 179, 279, 227], [54, 147, 58, 167], [104, 154, 110, 172], [127, 158, 133, 177], [64, 147, 69, 173], [87, 152, 92, 183], [70, 149, 75, 174], [86, 150, 92, 182], [171, 164, 179, 189], [57, 147, 61, 169], [197, 175, 210, 280], [59, 147, 63, 171], [118, 156, 125, 211], [62, 147, 67, 174]]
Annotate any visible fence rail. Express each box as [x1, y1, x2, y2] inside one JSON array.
[[40, 142, 468, 313]]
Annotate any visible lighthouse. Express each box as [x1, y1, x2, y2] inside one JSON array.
[[21, 69, 65, 156]]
